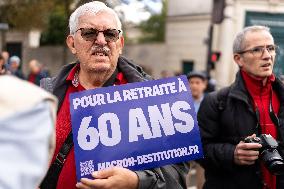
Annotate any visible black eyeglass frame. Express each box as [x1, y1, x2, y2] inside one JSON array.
[[75, 28, 122, 42]]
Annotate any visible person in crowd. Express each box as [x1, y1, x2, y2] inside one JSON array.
[[186, 71, 207, 189], [205, 77, 216, 93], [27, 59, 49, 86], [1, 51, 9, 65], [0, 75, 57, 189], [187, 71, 207, 113], [40, 1, 189, 189], [9, 55, 25, 79], [0, 54, 8, 75], [198, 25, 284, 189], [160, 70, 175, 78]]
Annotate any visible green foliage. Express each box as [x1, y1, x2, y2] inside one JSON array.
[[138, 0, 166, 43], [40, 0, 107, 45], [40, 6, 68, 45], [0, 0, 53, 30], [76, 0, 107, 7]]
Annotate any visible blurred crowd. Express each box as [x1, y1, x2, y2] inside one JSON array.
[[0, 51, 49, 86]]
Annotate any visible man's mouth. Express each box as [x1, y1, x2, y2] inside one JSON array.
[[261, 63, 271, 67], [91, 46, 110, 56]]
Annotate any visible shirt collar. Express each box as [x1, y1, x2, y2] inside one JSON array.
[[66, 63, 128, 89], [66, 63, 85, 90], [241, 70, 275, 96]]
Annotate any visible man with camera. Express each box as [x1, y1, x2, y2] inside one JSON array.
[[198, 25, 284, 189]]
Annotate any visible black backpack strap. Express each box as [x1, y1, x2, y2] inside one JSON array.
[[216, 86, 231, 111], [40, 131, 73, 189]]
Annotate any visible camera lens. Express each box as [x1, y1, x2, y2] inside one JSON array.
[[267, 161, 284, 175], [261, 149, 284, 175]]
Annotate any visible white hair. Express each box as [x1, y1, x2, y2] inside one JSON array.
[[69, 1, 122, 34], [9, 56, 21, 65]]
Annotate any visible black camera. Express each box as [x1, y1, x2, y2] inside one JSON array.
[[244, 134, 284, 175]]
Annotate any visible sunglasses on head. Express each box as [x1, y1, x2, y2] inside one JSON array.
[[76, 28, 121, 42]]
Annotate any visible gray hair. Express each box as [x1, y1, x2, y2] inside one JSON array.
[[69, 1, 122, 35], [233, 25, 272, 53], [9, 56, 21, 65]]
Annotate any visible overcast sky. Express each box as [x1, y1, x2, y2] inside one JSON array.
[[108, 0, 163, 24]]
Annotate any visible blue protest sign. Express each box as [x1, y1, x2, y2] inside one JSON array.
[[70, 75, 203, 181]]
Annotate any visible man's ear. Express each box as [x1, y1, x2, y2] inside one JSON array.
[[66, 35, 76, 54], [233, 53, 243, 67], [118, 36, 124, 55]]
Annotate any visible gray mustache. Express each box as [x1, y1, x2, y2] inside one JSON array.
[[91, 46, 110, 55]]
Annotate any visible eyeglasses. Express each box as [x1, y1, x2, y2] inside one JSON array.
[[76, 28, 121, 42], [237, 45, 277, 57]]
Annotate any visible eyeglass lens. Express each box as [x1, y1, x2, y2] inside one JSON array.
[[79, 28, 120, 42], [251, 45, 276, 56]]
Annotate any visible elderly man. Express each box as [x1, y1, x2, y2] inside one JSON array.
[[198, 25, 284, 189], [9, 55, 25, 79], [41, 1, 188, 189]]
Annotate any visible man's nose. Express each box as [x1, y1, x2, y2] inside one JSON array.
[[262, 48, 272, 59], [95, 32, 107, 45]]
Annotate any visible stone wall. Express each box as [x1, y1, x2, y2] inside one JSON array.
[[21, 44, 166, 79]]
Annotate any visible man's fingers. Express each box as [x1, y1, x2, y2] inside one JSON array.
[[236, 149, 260, 157], [78, 178, 110, 188], [239, 154, 259, 161], [237, 142, 262, 150], [239, 159, 256, 165], [76, 181, 92, 189], [92, 168, 115, 179], [245, 133, 256, 139], [234, 139, 261, 165]]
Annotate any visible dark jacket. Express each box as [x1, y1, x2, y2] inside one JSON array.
[[28, 71, 49, 86], [197, 71, 284, 189], [41, 56, 189, 189]]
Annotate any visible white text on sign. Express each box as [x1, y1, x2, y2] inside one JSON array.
[[77, 101, 193, 150], [72, 78, 188, 110]]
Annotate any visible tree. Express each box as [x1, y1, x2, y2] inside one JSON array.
[[0, 0, 54, 30], [138, 0, 166, 43], [40, 0, 107, 45], [40, 4, 69, 45], [76, 0, 107, 7]]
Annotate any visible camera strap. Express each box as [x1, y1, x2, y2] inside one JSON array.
[[254, 90, 280, 134], [40, 131, 73, 189], [269, 97, 279, 128], [255, 107, 261, 134]]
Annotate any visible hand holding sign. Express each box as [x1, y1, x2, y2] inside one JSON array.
[[76, 167, 138, 189]]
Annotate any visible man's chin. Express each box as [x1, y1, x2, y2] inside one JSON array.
[[88, 65, 112, 73]]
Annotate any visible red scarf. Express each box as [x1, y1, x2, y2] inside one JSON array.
[[241, 70, 280, 189]]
